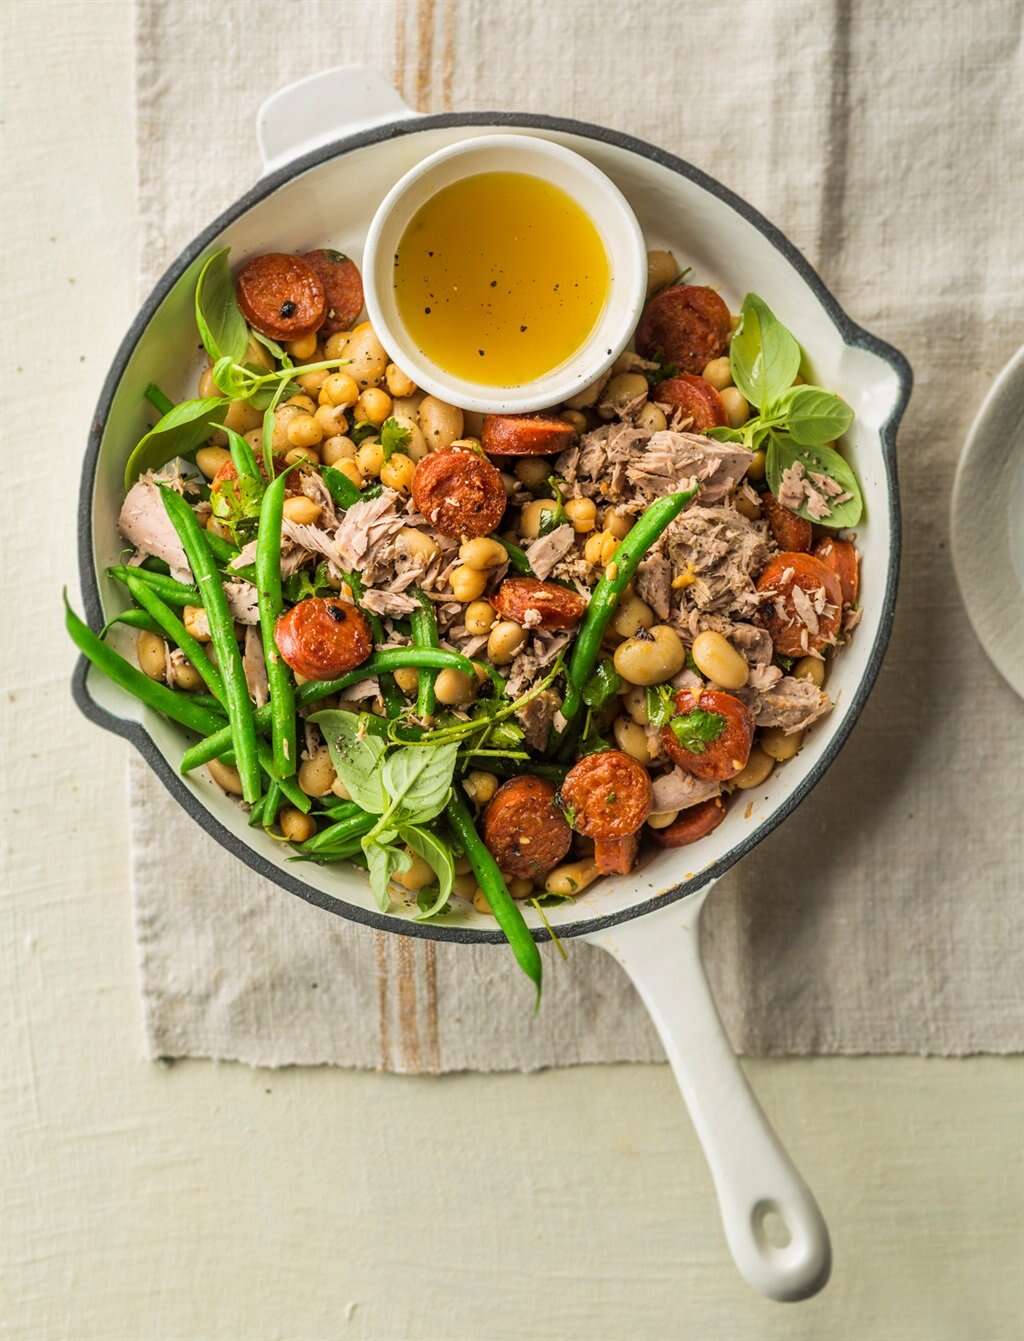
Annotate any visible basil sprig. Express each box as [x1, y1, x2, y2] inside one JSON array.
[[708, 292, 863, 528]]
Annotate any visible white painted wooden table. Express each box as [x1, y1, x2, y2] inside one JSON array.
[[2, 3, 1022, 1337]]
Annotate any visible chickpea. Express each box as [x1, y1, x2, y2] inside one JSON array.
[[747, 449, 766, 482], [282, 496, 322, 525], [392, 392, 425, 422], [464, 600, 496, 636], [453, 853, 473, 876], [321, 434, 357, 466], [560, 409, 587, 434], [564, 370, 610, 410], [345, 324, 389, 388], [195, 445, 231, 479], [463, 770, 499, 806], [394, 666, 419, 695], [702, 356, 733, 391], [545, 858, 600, 897], [691, 630, 749, 690], [583, 530, 620, 566], [380, 452, 416, 493], [244, 427, 263, 451], [206, 757, 243, 795], [519, 497, 558, 539], [286, 394, 317, 414], [206, 515, 233, 541], [564, 497, 597, 533], [720, 386, 750, 428], [611, 591, 655, 639], [418, 395, 464, 451], [393, 851, 435, 893], [646, 248, 679, 295], [603, 508, 633, 540], [355, 387, 392, 426], [761, 727, 804, 762], [243, 337, 274, 372], [356, 440, 384, 478], [286, 413, 324, 449], [794, 656, 826, 688], [514, 457, 552, 491], [487, 620, 527, 665], [459, 537, 506, 570], [314, 403, 348, 438], [279, 807, 316, 842], [284, 447, 319, 467], [395, 526, 439, 566], [733, 746, 776, 790], [599, 371, 648, 419], [298, 747, 337, 796], [320, 372, 360, 408], [734, 493, 761, 521], [171, 660, 203, 692], [613, 716, 652, 764], [450, 564, 488, 602], [223, 399, 262, 436], [613, 625, 686, 686], [509, 877, 535, 900], [287, 332, 318, 361], [433, 668, 477, 707], [331, 777, 352, 800], [473, 889, 494, 915], [636, 402, 667, 433], [647, 809, 680, 830], [385, 362, 417, 397], [297, 368, 330, 397], [183, 605, 210, 643], [323, 331, 351, 360], [197, 365, 219, 399], [622, 684, 650, 726], [453, 872, 478, 899]]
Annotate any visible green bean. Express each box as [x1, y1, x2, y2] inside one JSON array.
[[224, 425, 262, 483], [299, 811, 375, 856], [446, 786, 542, 997], [107, 565, 198, 607], [100, 608, 161, 638], [123, 573, 226, 701], [496, 536, 534, 576], [65, 595, 226, 738], [204, 529, 240, 566], [410, 589, 440, 718], [248, 792, 267, 828], [254, 742, 309, 813], [144, 383, 174, 415], [139, 555, 171, 574], [255, 469, 298, 778], [179, 649, 476, 773], [159, 485, 261, 804], [261, 782, 282, 829], [559, 487, 698, 727]]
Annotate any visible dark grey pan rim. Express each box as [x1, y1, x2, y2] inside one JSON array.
[[75, 110, 912, 945]]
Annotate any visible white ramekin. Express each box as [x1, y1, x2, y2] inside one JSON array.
[[362, 133, 647, 413]]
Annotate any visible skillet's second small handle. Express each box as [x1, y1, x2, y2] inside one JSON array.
[[257, 65, 414, 177], [588, 890, 831, 1301]]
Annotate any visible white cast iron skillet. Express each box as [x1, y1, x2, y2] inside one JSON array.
[[74, 67, 911, 1301]]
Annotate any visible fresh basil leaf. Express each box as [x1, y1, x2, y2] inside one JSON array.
[[644, 683, 676, 728], [582, 658, 622, 709], [321, 465, 362, 510], [705, 425, 746, 444], [311, 710, 388, 813], [379, 416, 412, 462], [401, 825, 455, 920], [668, 708, 725, 754], [195, 247, 249, 365], [383, 743, 459, 827], [363, 840, 410, 912], [729, 293, 801, 411], [765, 435, 864, 528], [248, 328, 288, 364], [774, 384, 854, 446], [123, 396, 229, 489]]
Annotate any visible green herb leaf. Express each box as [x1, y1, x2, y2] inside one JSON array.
[[194, 248, 249, 366], [282, 562, 334, 603], [644, 683, 676, 727], [123, 396, 230, 489], [668, 707, 726, 754], [321, 464, 363, 510], [379, 416, 412, 462], [363, 840, 411, 911], [383, 742, 459, 827], [774, 385, 854, 446], [730, 293, 801, 410], [402, 824, 455, 920], [581, 658, 622, 709], [311, 710, 388, 814], [350, 421, 379, 445], [765, 435, 864, 528], [646, 358, 680, 387]]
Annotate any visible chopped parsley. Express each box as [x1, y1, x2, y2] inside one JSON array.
[[644, 683, 676, 727], [380, 416, 412, 462], [668, 708, 726, 754]]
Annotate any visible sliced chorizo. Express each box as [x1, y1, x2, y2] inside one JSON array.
[[411, 447, 507, 539], [763, 494, 812, 552], [813, 536, 860, 606], [300, 249, 364, 335], [492, 577, 587, 630], [482, 776, 572, 880], [274, 597, 372, 681], [559, 749, 652, 839], [594, 833, 640, 876], [236, 253, 327, 342], [635, 284, 732, 373], [481, 413, 577, 456], [756, 552, 844, 656], [650, 796, 727, 848], [662, 687, 754, 782], [656, 374, 726, 430]]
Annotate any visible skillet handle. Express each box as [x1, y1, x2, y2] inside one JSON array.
[[587, 888, 831, 1301], [257, 65, 415, 177]]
